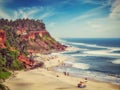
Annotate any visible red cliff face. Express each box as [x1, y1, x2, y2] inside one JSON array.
[[16, 29, 66, 53], [0, 29, 6, 48], [38, 30, 50, 37], [18, 54, 34, 67], [20, 30, 49, 40]]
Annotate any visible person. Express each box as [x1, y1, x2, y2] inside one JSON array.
[[84, 77, 88, 83], [78, 81, 86, 88], [29, 53, 34, 66]]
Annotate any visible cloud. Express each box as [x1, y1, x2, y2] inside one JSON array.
[[70, 0, 114, 23], [12, 7, 43, 19], [0, 4, 54, 20], [109, 0, 120, 19], [0, 0, 55, 20], [70, 6, 105, 22], [38, 12, 54, 19], [55, 0, 120, 38], [80, 0, 113, 6]]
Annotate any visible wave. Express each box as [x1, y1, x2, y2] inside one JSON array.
[[65, 41, 120, 51], [65, 61, 90, 70], [72, 63, 90, 69], [69, 42, 108, 48], [70, 48, 120, 58], [112, 59, 120, 64], [85, 50, 120, 57], [58, 38, 120, 56]]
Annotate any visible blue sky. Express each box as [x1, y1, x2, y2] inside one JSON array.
[[0, 0, 120, 38]]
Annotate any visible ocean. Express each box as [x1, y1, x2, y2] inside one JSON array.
[[54, 38, 120, 85]]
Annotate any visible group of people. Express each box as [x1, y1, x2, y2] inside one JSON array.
[[63, 72, 69, 76]]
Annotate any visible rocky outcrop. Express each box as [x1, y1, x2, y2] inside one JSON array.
[[0, 29, 6, 48], [20, 30, 49, 40], [18, 54, 33, 67], [18, 29, 66, 53]]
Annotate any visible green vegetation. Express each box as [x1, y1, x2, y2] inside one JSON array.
[[0, 18, 45, 31], [0, 48, 24, 80], [0, 70, 11, 80], [0, 48, 24, 69]]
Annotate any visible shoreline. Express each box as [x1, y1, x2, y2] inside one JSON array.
[[4, 47, 120, 90]]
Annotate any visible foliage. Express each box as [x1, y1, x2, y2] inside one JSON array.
[[0, 48, 24, 79], [0, 70, 11, 80], [0, 18, 45, 31], [0, 48, 24, 70]]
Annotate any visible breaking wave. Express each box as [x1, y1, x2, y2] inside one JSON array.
[[112, 59, 120, 64], [72, 63, 90, 69]]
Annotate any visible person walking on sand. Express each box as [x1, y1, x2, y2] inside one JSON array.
[[84, 77, 88, 83]]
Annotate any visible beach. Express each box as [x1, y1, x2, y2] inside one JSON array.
[[4, 47, 119, 90]]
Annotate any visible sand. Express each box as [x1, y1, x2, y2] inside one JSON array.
[[4, 47, 119, 90]]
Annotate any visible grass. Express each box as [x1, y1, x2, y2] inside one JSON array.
[[0, 70, 11, 80]]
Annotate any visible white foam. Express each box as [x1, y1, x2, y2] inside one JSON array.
[[85, 50, 120, 57], [65, 46, 81, 52], [70, 42, 107, 48], [68, 42, 120, 53], [58, 39, 120, 57], [65, 60, 90, 70], [71, 54, 91, 57], [72, 63, 90, 69], [112, 59, 120, 64]]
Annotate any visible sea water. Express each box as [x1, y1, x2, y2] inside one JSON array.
[[54, 38, 120, 85]]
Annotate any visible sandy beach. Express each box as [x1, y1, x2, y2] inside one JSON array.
[[4, 48, 119, 90]]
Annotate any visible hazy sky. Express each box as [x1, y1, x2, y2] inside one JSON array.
[[0, 0, 120, 38]]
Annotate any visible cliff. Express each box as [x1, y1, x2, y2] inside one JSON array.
[[0, 18, 66, 53], [0, 18, 66, 81], [20, 29, 66, 53]]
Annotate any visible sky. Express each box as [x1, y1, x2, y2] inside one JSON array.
[[0, 0, 120, 38]]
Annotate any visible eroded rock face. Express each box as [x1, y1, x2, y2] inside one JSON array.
[[17, 29, 66, 53], [0, 29, 6, 48], [18, 54, 33, 66], [21, 30, 49, 40]]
